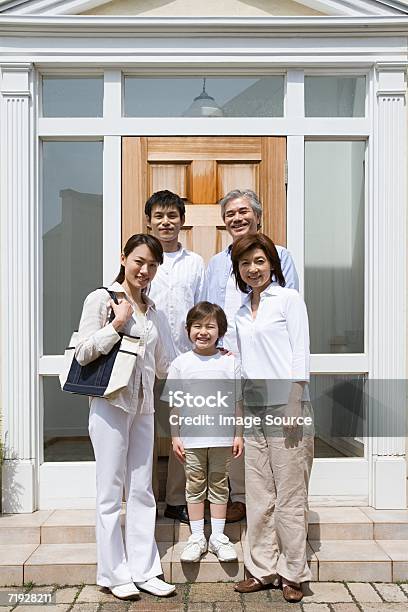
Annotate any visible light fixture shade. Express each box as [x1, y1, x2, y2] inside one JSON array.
[[183, 79, 224, 117]]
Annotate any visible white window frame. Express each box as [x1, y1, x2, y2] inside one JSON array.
[[37, 67, 373, 507]]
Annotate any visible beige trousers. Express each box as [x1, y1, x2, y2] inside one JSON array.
[[229, 450, 245, 503], [184, 447, 232, 504], [165, 448, 186, 505], [152, 378, 187, 505], [243, 403, 314, 585], [152, 430, 187, 505], [165, 443, 244, 505], [163, 434, 245, 505]]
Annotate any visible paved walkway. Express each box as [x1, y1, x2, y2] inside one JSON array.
[[1, 582, 408, 611]]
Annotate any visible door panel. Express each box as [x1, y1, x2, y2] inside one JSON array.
[[122, 136, 286, 263], [217, 163, 259, 198], [146, 136, 262, 161], [149, 164, 188, 198]]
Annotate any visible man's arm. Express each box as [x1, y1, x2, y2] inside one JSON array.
[[279, 248, 299, 291], [194, 256, 207, 304], [205, 255, 216, 302]]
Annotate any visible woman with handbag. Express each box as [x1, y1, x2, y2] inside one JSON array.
[[75, 233, 176, 600]]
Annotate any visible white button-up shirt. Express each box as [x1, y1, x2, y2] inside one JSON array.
[[75, 282, 175, 414], [235, 283, 310, 405], [207, 244, 299, 352], [149, 246, 207, 355]]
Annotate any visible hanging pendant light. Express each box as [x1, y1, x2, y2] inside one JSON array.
[[183, 78, 224, 117]]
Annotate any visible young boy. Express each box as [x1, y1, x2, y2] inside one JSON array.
[[164, 302, 243, 563], [146, 190, 207, 524]]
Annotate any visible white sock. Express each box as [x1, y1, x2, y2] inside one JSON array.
[[190, 519, 204, 536], [211, 517, 225, 536]]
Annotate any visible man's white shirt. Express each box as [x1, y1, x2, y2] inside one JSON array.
[[149, 246, 207, 355]]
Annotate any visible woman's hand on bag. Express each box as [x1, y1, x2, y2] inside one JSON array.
[[232, 436, 244, 459], [172, 437, 186, 464], [110, 299, 133, 331]]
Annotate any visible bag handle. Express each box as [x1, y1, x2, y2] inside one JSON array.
[[98, 287, 141, 341], [99, 287, 119, 323]]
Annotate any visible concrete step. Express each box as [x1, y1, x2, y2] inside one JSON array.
[[3, 537, 408, 586], [3, 505, 408, 546], [1, 541, 312, 587], [2, 507, 408, 586]]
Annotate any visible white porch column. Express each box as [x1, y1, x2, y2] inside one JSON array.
[[370, 64, 407, 509], [0, 64, 37, 512]]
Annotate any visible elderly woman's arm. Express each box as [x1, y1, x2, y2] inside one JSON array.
[[285, 291, 310, 382], [75, 290, 121, 366], [284, 291, 310, 429]]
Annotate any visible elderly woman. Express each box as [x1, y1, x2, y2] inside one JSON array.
[[231, 233, 314, 603]]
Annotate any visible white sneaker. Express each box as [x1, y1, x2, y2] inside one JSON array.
[[135, 577, 176, 597], [208, 533, 238, 562], [110, 582, 140, 599], [180, 533, 208, 562]]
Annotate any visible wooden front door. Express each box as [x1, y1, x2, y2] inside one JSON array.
[[122, 136, 286, 261]]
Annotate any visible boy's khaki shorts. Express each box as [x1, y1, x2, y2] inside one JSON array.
[[184, 447, 232, 504]]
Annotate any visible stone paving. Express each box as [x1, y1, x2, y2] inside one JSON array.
[[0, 582, 407, 611]]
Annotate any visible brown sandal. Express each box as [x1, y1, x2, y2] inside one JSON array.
[[234, 577, 268, 593], [282, 583, 303, 602]]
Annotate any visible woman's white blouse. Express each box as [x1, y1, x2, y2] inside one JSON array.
[[235, 283, 310, 405], [75, 281, 175, 414]]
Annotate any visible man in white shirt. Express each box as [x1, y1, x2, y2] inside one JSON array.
[[206, 189, 299, 522], [146, 190, 207, 524]]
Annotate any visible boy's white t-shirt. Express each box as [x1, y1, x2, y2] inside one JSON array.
[[164, 350, 241, 449]]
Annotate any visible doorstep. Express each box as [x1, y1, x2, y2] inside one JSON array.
[[1, 505, 408, 585]]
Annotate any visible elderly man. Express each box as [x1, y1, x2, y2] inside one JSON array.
[[206, 189, 299, 523]]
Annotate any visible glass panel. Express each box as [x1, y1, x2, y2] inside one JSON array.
[[124, 76, 284, 117], [43, 377, 93, 461], [305, 76, 366, 117], [305, 141, 365, 353], [311, 374, 365, 458], [42, 141, 103, 355], [42, 76, 103, 117]]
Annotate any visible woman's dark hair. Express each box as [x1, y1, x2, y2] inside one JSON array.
[[114, 233, 163, 284], [186, 301, 228, 341], [231, 233, 286, 293], [145, 189, 185, 220]]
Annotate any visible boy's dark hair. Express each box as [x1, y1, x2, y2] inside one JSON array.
[[186, 301, 228, 341], [145, 190, 186, 220]]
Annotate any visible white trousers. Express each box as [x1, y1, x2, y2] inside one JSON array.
[[89, 397, 162, 587]]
